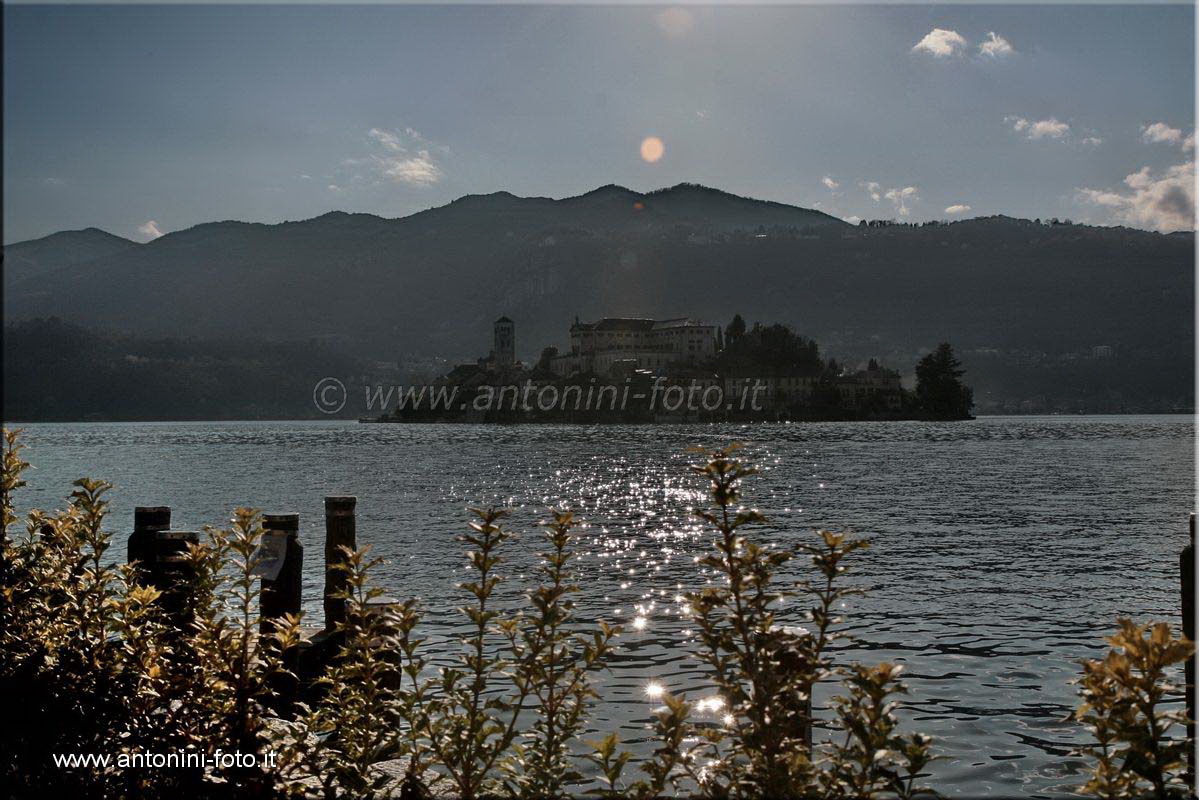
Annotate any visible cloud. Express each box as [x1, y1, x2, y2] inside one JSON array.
[[1027, 119, 1070, 139], [884, 186, 919, 216], [912, 28, 967, 57], [1141, 122, 1183, 146], [137, 221, 163, 240], [1076, 161, 1195, 232], [944, 204, 972, 215], [655, 8, 695, 39], [368, 128, 406, 152], [859, 181, 919, 217], [355, 127, 445, 187], [1006, 116, 1071, 140], [382, 152, 441, 185], [1141, 121, 1194, 152], [821, 175, 840, 191], [1081, 136, 1103, 147], [978, 32, 1014, 57]]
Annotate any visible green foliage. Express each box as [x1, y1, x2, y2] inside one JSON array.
[[420, 508, 528, 799], [504, 510, 619, 798], [190, 511, 294, 778], [0, 433, 624, 800], [1071, 618, 1194, 799], [825, 663, 936, 798], [1, 427, 29, 535], [725, 314, 747, 344], [0, 429, 301, 798], [711, 321, 824, 377], [915, 343, 973, 419]]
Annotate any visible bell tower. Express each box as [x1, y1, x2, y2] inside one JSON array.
[[493, 316, 515, 369]]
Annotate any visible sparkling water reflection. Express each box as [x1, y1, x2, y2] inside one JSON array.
[[11, 416, 1194, 798]]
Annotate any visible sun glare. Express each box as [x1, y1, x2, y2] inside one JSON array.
[[640, 136, 665, 163]]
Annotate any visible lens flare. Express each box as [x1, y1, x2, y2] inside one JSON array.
[[640, 136, 665, 163]]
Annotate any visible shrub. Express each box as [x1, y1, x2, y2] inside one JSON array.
[[585, 445, 935, 799], [504, 510, 618, 798], [1072, 618, 1194, 799]]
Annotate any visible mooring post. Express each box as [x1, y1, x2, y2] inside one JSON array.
[[260, 513, 303, 635], [1183, 512, 1195, 786], [128, 506, 171, 579], [151, 529, 200, 625], [323, 496, 357, 630]]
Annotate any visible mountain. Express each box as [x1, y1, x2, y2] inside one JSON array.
[[1, 183, 847, 349], [3, 184, 1193, 413], [3, 227, 138, 285]]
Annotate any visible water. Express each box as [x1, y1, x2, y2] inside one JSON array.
[[8, 416, 1194, 797]]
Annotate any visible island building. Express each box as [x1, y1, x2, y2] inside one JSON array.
[[434, 314, 904, 416], [550, 316, 720, 376], [492, 316, 516, 369], [443, 316, 522, 383], [721, 361, 903, 412], [722, 373, 821, 408], [834, 361, 904, 411]]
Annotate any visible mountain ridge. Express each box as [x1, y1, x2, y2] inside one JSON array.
[[2, 182, 1192, 413], [4, 182, 851, 249], [9, 182, 1193, 250]]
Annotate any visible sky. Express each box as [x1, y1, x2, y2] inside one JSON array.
[[3, 3, 1195, 243]]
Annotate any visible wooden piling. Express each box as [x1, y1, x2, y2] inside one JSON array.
[[128, 506, 171, 579], [323, 496, 357, 630], [260, 513, 303, 634], [151, 529, 200, 624]]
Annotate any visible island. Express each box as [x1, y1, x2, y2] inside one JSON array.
[[367, 315, 974, 423]]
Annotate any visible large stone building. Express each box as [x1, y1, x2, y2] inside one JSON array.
[[835, 362, 904, 411], [550, 317, 720, 376]]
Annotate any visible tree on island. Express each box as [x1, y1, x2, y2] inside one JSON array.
[[535, 346, 558, 374], [915, 343, 974, 419], [713, 321, 823, 376], [725, 313, 746, 345]]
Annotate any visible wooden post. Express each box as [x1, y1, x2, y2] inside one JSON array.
[[128, 506, 171, 579], [260, 513, 303, 634], [151, 529, 199, 624], [1183, 512, 1195, 786], [774, 636, 813, 752], [366, 596, 404, 690], [323, 496, 357, 630]]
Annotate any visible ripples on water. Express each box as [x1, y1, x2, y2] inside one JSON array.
[[12, 417, 1195, 798]]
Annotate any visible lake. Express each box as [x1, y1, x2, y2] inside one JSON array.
[[8, 416, 1194, 797]]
